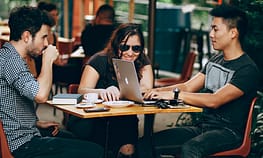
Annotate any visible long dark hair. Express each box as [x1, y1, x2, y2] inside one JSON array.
[[104, 23, 148, 80]]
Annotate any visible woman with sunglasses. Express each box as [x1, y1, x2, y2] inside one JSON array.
[[67, 23, 153, 158]]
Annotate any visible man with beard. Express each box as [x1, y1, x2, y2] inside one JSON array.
[[0, 6, 103, 158]]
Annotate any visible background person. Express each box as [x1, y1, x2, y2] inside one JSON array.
[[81, 4, 116, 57], [37, 1, 59, 46], [0, 6, 103, 158], [140, 4, 259, 158], [37, 1, 79, 94], [35, 4, 58, 76], [67, 23, 153, 158]]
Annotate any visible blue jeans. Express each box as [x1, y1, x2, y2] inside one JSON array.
[[12, 136, 104, 158], [138, 124, 242, 158]]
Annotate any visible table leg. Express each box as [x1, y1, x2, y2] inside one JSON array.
[[104, 120, 110, 158], [142, 114, 156, 158]]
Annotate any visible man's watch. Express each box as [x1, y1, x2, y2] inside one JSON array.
[[173, 88, 180, 99]]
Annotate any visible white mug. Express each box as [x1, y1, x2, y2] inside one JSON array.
[[84, 93, 98, 103]]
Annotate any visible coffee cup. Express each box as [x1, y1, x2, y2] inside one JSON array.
[[84, 93, 98, 103]]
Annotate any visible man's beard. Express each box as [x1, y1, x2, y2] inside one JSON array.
[[28, 51, 39, 59]]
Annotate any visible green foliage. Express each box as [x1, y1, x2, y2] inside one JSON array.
[[158, 0, 212, 6], [231, 0, 263, 51], [231, 0, 263, 90]]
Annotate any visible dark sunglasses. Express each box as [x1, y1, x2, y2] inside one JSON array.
[[119, 44, 143, 53]]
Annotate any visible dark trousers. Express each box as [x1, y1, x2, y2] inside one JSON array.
[[38, 126, 76, 138], [67, 115, 138, 157], [138, 124, 242, 158], [12, 136, 104, 158]]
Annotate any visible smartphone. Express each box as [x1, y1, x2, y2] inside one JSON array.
[[83, 107, 110, 113]]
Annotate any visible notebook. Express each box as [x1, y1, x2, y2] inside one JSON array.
[[112, 58, 156, 104]]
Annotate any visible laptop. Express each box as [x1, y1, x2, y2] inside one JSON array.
[[112, 58, 156, 104]]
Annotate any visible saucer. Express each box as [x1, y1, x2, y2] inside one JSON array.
[[82, 99, 104, 104], [102, 101, 134, 108], [75, 103, 96, 109]]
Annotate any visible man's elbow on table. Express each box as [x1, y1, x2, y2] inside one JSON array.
[[35, 92, 49, 103]]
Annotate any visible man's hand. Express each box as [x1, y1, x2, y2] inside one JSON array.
[[143, 89, 174, 100], [36, 121, 60, 136], [42, 45, 59, 63]]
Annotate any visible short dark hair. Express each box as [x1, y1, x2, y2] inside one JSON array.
[[37, 1, 57, 12], [210, 4, 248, 44], [96, 4, 115, 22], [42, 10, 56, 27], [8, 6, 46, 41]]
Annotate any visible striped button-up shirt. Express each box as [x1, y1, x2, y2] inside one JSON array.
[[0, 43, 41, 152]]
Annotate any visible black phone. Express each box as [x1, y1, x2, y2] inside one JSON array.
[[83, 107, 110, 113]]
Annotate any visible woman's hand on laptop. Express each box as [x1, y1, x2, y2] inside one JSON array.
[[99, 86, 120, 101]]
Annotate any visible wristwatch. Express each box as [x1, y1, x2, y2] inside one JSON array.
[[173, 88, 180, 99]]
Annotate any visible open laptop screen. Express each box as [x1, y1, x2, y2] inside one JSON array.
[[112, 58, 145, 103]]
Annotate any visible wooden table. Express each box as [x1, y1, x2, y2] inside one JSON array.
[[46, 101, 202, 157], [46, 101, 202, 118]]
